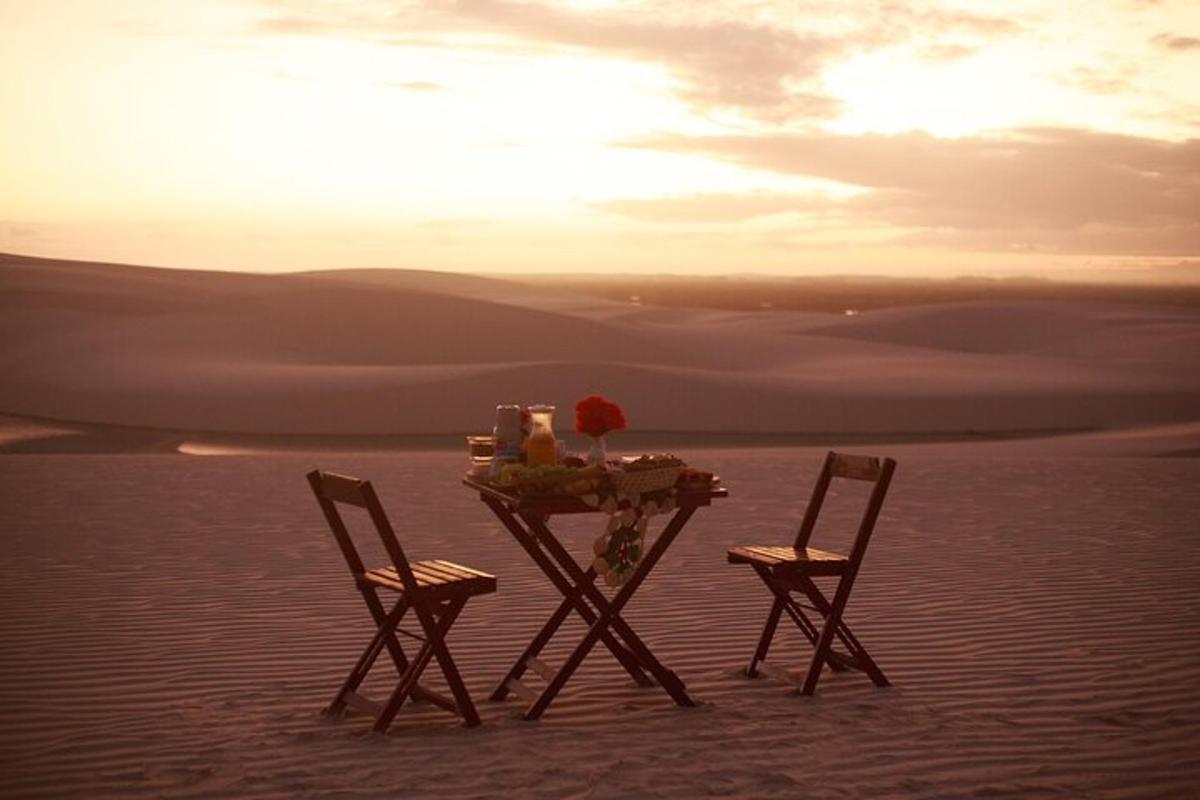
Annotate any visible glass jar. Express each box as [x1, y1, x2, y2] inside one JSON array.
[[524, 404, 558, 466], [490, 404, 525, 479]]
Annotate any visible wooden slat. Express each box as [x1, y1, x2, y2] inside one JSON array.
[[414, 562, 487, 591], [505, 678, 539, 703], [425, 562, 497, 595], [412, 684, 460, 714], [408, 563, 451, 585], [727, 545, 776, 565], [363, 568, 405, 592], [314, 472, 369, 506], [392, 626, 426, 643], [829, 452, 883, 482], [421, 561, 472, 580], [363, 563, 496, 597], [421, 562, 478, 585], [525, 657, 558, 682], [431, 560, 491, 580], [728, 544, 849, 576], [799, 547, 847, 563], [825, 650, 862, 672], [748, 546, 793, 563], [749, 545, 793, 560]]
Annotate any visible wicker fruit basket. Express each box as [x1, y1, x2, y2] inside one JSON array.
[[608, 465, 682, 495]]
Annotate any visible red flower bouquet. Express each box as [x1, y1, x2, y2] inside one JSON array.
[[575, 395, 628, 438]]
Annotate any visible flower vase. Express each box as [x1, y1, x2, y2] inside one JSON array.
[[586, 435, 608, 466]]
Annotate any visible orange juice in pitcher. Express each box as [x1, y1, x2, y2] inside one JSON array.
[[524, 404, 558, 466]]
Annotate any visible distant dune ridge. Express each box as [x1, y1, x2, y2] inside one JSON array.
[[2, 252, 1199, 436]]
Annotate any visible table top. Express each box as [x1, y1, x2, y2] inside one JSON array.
[[463, 476, 728, 516]]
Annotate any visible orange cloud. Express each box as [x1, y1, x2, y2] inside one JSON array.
[[1150, 33, 1200, 50], [622, 127, 1200, 256], [600, 193, 833, 223]]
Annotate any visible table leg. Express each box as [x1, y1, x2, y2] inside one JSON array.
[[484, 498, 652, 699], [519, 507, 698, 717]]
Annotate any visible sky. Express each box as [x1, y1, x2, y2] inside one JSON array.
[[1, 0, 1198, 280]]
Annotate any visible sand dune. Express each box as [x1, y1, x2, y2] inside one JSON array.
[[4, 253, 1199, 437], [1, 448, 1197, 798], [3, 253, 1199, 797]]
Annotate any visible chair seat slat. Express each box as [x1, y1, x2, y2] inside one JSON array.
[[364, 562, 497, 598], [728, 545, 849, 572], [414, 561, 469, 584], [430, 559, 491, 580], [408, 563, 452, 585]]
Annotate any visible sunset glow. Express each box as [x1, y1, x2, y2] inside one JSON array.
[[2, 0, 1197, 279]]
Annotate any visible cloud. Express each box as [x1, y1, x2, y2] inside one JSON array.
[[622, 127, 1200, 256], [453, 0, 846, 120], [1151, 33, 1200, 51], [376, 79, 446, 91], [880, 4, 1020, 66], [600, 192, 835, 223], [918, 43, 978, 62], [1061, 65, 1138, 95], [1, 223, 44, 241], [898, 222, 1200, 257], [895, 6, 1020, 37], [252, 1, 846, 121], [250, 1, 1023, 123]]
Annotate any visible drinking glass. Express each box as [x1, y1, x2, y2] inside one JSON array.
[[466, 434, 495, 477]]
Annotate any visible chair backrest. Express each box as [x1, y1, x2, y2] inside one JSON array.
[[793, 451, 897, 570], [306, 470, 424, 595]]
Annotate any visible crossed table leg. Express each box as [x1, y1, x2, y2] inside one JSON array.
[[482, 496, 698, 720]]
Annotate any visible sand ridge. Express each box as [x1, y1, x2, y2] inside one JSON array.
[[3, 253, 1200, 435]]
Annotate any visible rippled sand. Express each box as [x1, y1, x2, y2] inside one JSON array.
[[2, 446, 1198, 798]]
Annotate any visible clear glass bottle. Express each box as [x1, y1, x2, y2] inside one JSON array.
[[524, 404, 558, 466], [490, 404, 524, 479]]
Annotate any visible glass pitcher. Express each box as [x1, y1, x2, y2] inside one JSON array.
[[524, 404, 558, 466]]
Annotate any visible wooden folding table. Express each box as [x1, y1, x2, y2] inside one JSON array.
[[464, 477, 727, 720]]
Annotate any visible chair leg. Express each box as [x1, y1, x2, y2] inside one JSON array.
[[795, 575, 888, 688], [360, 587, 412, 677], [373, 596, 481, 733], [748, 597, 784, 678], [425, 598, 482, 727], [800, 573, 856, 696], [374, 641, 436, 732], [776, 594, 848, 673], [747, 567, 848, 678], [846, 635, 889, 688], [328, 595, 409, 716]]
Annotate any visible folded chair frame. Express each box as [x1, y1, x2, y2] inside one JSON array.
[[308, 470, 495, 732], [729, 451, 896, 696]]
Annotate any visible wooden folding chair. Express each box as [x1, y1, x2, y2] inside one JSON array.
[[727, 451, 896, 696], [307, 470, 496, 732]]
